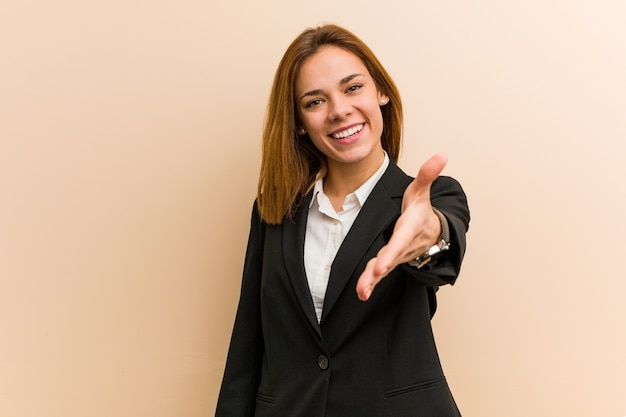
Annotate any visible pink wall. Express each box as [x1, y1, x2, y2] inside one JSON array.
[[1, 1, 625, 416]]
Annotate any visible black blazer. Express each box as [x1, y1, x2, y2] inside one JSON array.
[[216, 161, 470, 417]]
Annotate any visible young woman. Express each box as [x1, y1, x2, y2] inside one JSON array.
[[215, 24, 470, 417]]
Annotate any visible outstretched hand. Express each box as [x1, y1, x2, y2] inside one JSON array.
[[356, 153, 448, 301]]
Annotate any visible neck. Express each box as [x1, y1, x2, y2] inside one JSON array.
[[322, 150, 385, 208]]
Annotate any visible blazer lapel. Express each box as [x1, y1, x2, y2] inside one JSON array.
[[321, 162, 412, 323], [281, 193, 323, 336]]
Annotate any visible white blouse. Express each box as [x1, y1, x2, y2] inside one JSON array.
[[304, 153, 390, 322]]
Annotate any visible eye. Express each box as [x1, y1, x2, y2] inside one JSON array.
[[346, 84, 363, 93], [305, 99, 323, 108]]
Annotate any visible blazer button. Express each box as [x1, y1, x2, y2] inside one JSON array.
[[317, 355, 329, 370]]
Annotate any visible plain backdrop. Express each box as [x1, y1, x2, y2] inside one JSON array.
[[1, 0, 625, 416]]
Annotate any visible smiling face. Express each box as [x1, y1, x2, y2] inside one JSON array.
[[295, 46, 389, 178]]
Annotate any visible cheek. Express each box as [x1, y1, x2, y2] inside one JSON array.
[[309, 135, 328, 151], [370, 104, 385, 125], [301, 114, 325, 134]]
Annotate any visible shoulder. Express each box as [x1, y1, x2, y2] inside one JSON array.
[[431, 176, 467, 201], [380, 161, 465, 196]]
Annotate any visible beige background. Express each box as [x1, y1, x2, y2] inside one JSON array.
[[1, 0, 625, 416]]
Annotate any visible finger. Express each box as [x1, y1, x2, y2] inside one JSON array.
[[356, 257, 384, 301]]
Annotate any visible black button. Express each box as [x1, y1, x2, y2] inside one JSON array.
[[317, 355, 329, 370]]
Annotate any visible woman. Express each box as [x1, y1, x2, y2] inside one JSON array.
[[215, 24, 470, 417]]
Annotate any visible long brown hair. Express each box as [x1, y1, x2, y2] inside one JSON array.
[[257, 24, 403, 224]]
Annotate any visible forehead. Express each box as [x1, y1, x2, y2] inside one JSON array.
[[295, 46, 370, 91]]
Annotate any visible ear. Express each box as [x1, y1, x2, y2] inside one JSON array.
[[378, 92, 390, 106]]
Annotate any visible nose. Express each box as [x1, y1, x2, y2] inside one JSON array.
[[327, 95, 351, 121]]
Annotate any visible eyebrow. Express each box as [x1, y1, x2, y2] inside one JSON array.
[[299, 73, 365, 102]]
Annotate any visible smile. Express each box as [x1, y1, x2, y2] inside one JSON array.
[[331, 124, 364, 139]]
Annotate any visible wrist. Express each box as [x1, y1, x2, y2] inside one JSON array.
[[408, 208, 450, 269]]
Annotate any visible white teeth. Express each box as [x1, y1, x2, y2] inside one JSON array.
[[332, 124, 363, 139]]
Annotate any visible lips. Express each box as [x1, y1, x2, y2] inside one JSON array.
[[330, 123, 364, 139]]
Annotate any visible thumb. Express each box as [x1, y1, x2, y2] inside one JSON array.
[[402, 153, 447, 212], [412, 153, 448, 191]]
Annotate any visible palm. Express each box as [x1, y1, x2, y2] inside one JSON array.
[[356, 153, 448, 301]]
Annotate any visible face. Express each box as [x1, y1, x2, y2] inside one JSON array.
[[295, 46, 388, 175]]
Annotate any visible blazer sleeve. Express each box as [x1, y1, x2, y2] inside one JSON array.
[[215, 201, 265, 417], [400, 175, 470, 287]]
